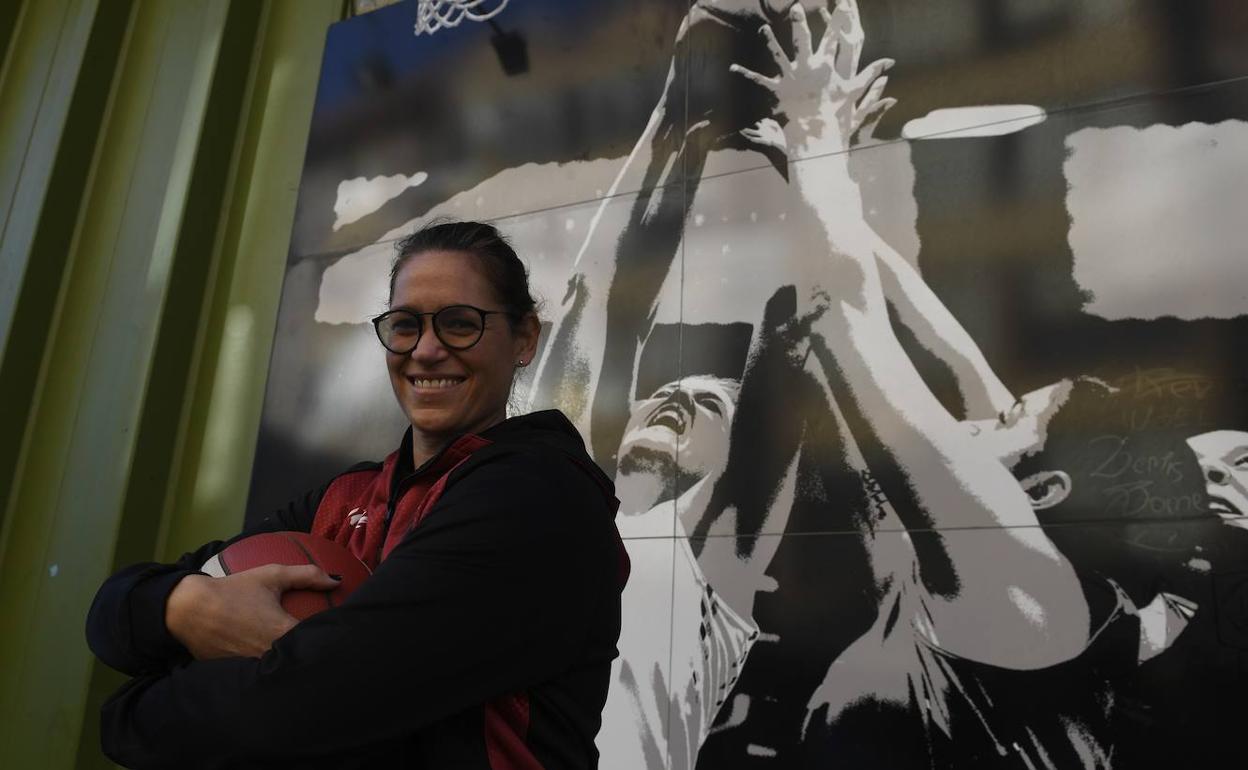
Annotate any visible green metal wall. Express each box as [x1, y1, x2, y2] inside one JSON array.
[[0, 1, 345, 766]]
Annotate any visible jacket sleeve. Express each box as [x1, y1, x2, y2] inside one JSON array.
[[99, 448, 618, 769], [85, 481, 333, 677]]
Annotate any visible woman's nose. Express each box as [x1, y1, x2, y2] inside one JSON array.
[[410, 326, 449, 361]]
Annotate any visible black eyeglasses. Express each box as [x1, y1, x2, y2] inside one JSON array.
[[371, 305, 513, 354]]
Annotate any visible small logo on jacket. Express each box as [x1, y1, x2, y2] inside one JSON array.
[[348, 507, 368, 528]]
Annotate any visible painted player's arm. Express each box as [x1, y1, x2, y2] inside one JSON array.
[[736, 6, 1088, 669], [86, 481, 338, 675], [685, 287, 820, 620], [870, 239, 1016, 420], [734, 3, 1015, 421], [529, 46, 705, 466], [692, 286, 819, 548], [98, 450, 619, 768], [794, 188, 1089, 667]]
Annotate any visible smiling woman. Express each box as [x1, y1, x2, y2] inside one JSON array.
[[375, 223, 541, 465], [86, 220, 628, 768]]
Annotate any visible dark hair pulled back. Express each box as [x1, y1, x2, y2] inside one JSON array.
[[390, 220, 538, 323]]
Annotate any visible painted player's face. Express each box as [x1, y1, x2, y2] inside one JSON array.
[[384, 250, 539, 449], [1186, 430, 1248, 527], [618, 376, 738, 483]]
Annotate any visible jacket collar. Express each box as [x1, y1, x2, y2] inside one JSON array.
[[388, 410, 585, 497]]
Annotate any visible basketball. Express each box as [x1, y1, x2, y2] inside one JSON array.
[[200, 532, 371, 621]]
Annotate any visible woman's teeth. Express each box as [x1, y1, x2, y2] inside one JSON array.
[[412, 378, 461, 389]]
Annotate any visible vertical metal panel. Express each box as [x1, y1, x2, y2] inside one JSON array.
[[0, 2, 235, 762], [0, 0, 127, 529], [155, 0, 344, 562], [0, 0, 343, 766], [0, 0, 29, 77]]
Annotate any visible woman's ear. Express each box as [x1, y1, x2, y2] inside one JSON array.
[[1018, 470, 1072, 510], [514, 313, 541, 366]]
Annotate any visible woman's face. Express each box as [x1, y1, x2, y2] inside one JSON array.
[[386, 249, 539, 445]]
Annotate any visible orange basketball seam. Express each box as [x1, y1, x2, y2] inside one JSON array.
[[279, 533, 334, 611]]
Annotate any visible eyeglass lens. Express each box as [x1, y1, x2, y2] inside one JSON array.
[[377, 306, 485, 352]]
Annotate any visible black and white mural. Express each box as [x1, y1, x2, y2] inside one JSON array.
[[249, 0, 1248, 766]]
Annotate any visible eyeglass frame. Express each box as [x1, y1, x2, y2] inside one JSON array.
[[370, 304, 518, 354]]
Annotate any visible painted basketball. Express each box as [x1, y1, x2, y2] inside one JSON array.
[[200, 532, 371, 621]]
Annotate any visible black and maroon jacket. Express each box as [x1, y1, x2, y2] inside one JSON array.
[[87, 410, 628, 769]]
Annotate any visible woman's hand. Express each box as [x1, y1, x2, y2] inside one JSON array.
[[165, 565, 340, 660]]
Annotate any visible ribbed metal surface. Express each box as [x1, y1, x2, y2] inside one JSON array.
[[0, 2, 344, 766]]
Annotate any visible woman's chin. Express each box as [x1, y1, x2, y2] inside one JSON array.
[[406, 406, 504, 440], [406, 406, 463, 436]]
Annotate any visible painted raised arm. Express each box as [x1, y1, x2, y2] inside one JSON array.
[[526, 40, 702, 469], [733, 1, 1014, 420], [737, 4, 1089, 668]]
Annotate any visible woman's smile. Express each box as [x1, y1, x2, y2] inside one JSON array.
[[406, 374, 466, 392]]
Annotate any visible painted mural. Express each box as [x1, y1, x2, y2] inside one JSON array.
[[251, 1, 1248, 766]]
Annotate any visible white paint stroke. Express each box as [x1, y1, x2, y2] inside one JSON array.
[[903, 105, 1046, 140], [332, 172, 428, 231], [317, 144, 919, 327], [1066, 121, 1248, 320], [316, 158, 624, 325]]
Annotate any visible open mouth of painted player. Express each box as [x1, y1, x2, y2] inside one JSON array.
[[1207, 494, 1243, 519], [646, 402, 691, 436]]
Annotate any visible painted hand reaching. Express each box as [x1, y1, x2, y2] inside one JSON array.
[[732, 2, 895, 157]]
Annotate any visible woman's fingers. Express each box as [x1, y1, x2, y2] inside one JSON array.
[[267, 563, 340, 593], [165, 565, 329, 661]]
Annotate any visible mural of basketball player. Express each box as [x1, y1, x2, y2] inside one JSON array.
[[266, 2, 1248, 768], [525, 0, 1016, 474], [531, 1, 1232, 767], [598, 296, 865, 770], [1107, 426, 1248, 768], [602, 273, 963, 770], [697, 8, 1228, 766], [534, 2, 1032, 767], [598, 376, 755, 770]]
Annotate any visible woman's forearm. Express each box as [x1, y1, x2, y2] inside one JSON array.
[[101, 451, 619, 767]]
